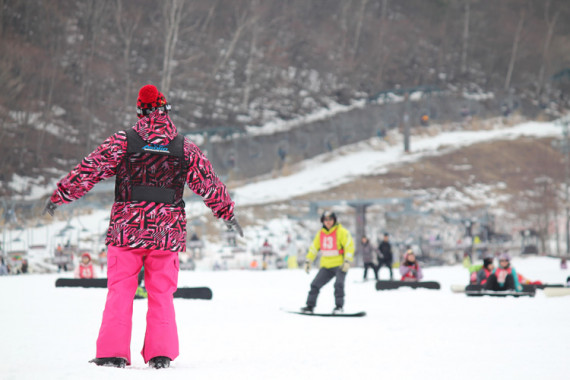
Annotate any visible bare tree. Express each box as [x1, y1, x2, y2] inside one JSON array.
[[161, 0, 185, 96], [375, 0, 389, 84], [114, 0, 141, 105], [0, 0, 5, 39], [211, 6, 252, 78], [504, 8, 526, 91], [77, 0, 109, 153], [352, 0, 370, 59], [537, 0, 559, 93], [460, 0, 470, 75], [242, 3, 259, 112], [338, 0, 353, 56]]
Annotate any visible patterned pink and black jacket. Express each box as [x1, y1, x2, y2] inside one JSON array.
[[50, 111, 235, 252]]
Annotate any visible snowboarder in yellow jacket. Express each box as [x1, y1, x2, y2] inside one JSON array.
[[301, 211, 354, 314]]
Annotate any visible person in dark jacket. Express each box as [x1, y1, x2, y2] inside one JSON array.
[[43, 84, 243, 369], [476, 257, 494, 285], [361, 236, 378, 281], [377, 233, 393, 280]]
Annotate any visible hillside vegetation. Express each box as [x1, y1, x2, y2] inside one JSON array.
[[1, 0, 570, 194]]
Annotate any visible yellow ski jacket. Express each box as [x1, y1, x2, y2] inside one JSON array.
[[306, 223, 354, 268]]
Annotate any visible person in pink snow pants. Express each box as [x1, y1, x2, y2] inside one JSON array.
[[43, 84, 243, 369]]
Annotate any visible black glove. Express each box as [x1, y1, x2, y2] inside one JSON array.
[[224, 216, 244, 237], [43, 200, 57, 216]]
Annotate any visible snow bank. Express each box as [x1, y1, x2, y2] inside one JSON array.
[[0, 256, 568, 379]]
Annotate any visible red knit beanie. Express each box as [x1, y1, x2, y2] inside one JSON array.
[[136, 84, 168, 118]]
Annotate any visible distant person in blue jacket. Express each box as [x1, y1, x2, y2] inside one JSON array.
[[484, 253, 521, 292]]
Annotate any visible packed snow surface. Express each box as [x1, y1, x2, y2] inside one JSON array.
[[1, 256, 568, 380]]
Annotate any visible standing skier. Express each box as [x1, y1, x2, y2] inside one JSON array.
[[43, 84, 242, 369], [377, 233, 393, 280], [301, 211, 354, 314], [361, 236, 378, 281]]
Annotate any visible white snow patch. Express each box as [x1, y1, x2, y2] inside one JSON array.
[[0, 257, 568, 379]]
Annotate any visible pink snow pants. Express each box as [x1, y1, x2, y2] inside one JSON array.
[[95, 245, 180, 364]]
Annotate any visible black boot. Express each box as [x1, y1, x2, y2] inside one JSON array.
[[332, 306, 344, 315], [149, 356, 170, 369], [89, 357, 127, 368], [300, 305, 314, 314]]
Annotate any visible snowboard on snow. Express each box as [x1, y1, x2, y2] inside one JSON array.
[[451, 283, 564, 293], [465, 289, 535, 297], [464, 284, 535, 297], [134, 286, 213, 300], [543, 287, 570, 297], [284, 310, 366, 318], [375, 280, 440, 291], [531, 284, 565, 289], [55, 278, 213, 300], [55, 278, 107, 288]]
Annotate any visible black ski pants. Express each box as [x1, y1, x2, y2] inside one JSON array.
[[484, 273, 515, 291], [306, 266, 347, 308], [363, 262, 378, 280]]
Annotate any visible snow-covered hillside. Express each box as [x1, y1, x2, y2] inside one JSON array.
[[234, 120, 562, 206]]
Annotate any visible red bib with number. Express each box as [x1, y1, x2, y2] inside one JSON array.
[[79, 264, 94, 279], [320, 230, 341, 257]]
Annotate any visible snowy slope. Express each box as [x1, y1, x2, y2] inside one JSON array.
[[234, 121, 562, 206], [0, 256, 568, 380]]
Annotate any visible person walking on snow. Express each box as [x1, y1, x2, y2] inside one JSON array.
[[399, 249, 423, 281], [378, 233, 393, 280], [361, 236, 378, 281], [43, 84, 242, 369], [301, 211, 354, 314]]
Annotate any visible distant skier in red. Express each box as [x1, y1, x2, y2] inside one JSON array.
[[43, 84, 243, 369], [399, 249, 423, 281], [75, 252, 95, 279]]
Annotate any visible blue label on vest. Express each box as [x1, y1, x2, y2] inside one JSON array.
[[142, 144, 170, 153]]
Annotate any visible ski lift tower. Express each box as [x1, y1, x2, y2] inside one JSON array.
[[369, 85, 441, 153]]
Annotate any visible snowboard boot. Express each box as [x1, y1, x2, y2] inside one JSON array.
[[149, 356, 170, 369], [89, 357, 127, 368], [300, 305, 314, 314], [332, 306, 344, 315]]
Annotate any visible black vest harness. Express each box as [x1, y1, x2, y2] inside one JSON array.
[[114, 129, 187, 205]]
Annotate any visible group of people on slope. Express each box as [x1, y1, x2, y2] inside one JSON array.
[[300, 212, 426, 315], [361, 234, 423, 282], [471, 253, 523, 292], [360, 233, 393, 281]]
